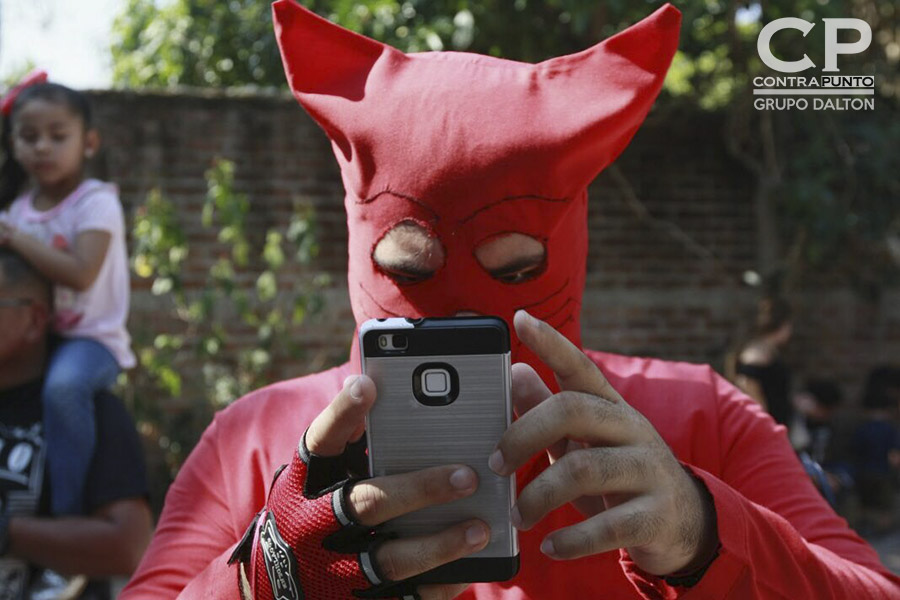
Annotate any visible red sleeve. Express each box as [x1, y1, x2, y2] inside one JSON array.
[[119, 369, 344, 599], [621, 370, 900, 599], [119, 416, 249, 599]]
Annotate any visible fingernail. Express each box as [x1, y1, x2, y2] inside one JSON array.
[[510, 506, 522, 528], [466, 525, 487, 546], [540, 538, 556, 557], [450, 467, 475, 491], [349, 377, 363, 400], [488, 449, 505, 474], [518, 310, 537, 325]]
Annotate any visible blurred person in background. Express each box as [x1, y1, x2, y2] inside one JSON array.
[[731, 296, 795, 429], [0, 73, 136, 522], [792, 379, 844, 464], [852, 366, 900, 535], [792, 379, 854, 507], [0, 247, 151, 600]]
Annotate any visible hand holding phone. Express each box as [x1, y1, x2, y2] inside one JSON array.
[[292, 372, 491, 599], [360, 316, 520, 584], [254, 316, 518, 599]]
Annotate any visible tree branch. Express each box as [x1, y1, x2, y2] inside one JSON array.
[[725, 105, 764, 176], [606, 164, 731, 281]]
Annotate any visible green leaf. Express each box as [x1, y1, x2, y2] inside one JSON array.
[[256, 271, 278, 302], [264, 231, 285, 270], [152, 277, 174, 295]]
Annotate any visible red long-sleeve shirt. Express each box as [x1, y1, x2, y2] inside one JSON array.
[[121, 352, 900, 598]]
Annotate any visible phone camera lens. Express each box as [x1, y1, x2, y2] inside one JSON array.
[[393, 334, 408, 349]]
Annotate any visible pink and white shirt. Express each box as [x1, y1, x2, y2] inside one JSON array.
[[3, 179, 135, 368]]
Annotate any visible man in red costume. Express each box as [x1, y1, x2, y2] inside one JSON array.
[[122, 1, 900, 598]]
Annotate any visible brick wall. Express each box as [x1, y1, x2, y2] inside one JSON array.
[[87, 88, 900, 418]]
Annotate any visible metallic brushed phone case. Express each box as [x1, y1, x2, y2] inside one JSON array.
[[360, 316, 519, 583]]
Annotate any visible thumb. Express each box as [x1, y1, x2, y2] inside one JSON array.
[[305, 375, 376, 456]]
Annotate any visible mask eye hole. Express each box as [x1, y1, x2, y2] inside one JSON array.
[[373, 221, 445, 284], [475, 233, 546, 284]]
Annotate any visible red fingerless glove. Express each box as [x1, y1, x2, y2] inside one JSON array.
[[229, 433, 418, 600]]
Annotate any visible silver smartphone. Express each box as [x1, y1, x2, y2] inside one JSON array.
[[360, 316, 519, 584]]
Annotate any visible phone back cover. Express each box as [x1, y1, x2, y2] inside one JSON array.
[[366, 352, 516, 559]]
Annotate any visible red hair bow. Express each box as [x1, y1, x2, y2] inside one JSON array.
[[1, 70, 49, 116]]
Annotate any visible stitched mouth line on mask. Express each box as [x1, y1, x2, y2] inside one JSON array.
[[358, 278, 574, 323], [358, 283, 402, 317], [547, 308, 576, 331], [531, 296, 577, 324], [356, 189, 440, 222], [514, 278, 570, 313], [458, 194, 569, 225]]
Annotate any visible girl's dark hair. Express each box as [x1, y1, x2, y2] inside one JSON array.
[[861, 366, 900, 410], [754, 296, 792, 336], [724, 295, 792, 380], [0, 83, 93, 209]]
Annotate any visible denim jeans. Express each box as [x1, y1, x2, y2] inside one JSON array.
[[43, 337, 121, 515]]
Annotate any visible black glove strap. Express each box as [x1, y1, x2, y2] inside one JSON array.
[[300, 430, 371, 498], [228, 510, 263, 566], [323, 480, 392, 554]]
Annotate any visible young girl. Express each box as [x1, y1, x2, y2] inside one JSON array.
[[0, 72, 135, 516]]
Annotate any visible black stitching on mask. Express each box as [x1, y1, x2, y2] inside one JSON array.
[[514, 278, 570, 312], [356, 189, 439, 223], [458, 194, 569, 225], [534, 296, 577, 323], [549, 310, 576, 330]]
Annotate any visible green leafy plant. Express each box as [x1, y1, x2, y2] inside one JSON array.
[[126, 158, 328, 480]]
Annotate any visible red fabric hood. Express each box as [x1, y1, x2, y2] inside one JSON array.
[[273, 0, 680, 383]]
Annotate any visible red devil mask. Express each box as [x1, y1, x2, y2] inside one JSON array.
[[273, 0, 680, 384]]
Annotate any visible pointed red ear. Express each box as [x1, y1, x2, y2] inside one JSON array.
[[532, 3, 681, 186], [602, 3, 681, 75], [272, 0, 388, 100]]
